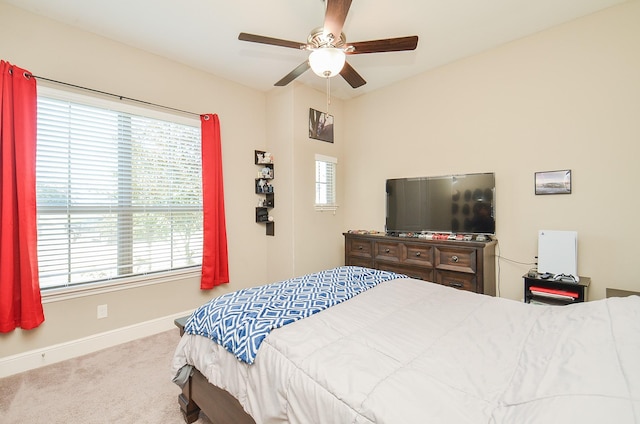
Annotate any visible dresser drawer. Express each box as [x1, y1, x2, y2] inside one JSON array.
[[346, 238, 373, 258], [436, 270, 478, 292], [377, 263, 434, 282], [375, 241, 401, 263], [402, 243, 434, 268], [435, 246, 476, 274], [346, 256, 374, 268]]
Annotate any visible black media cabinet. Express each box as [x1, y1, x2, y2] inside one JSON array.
[[524, 274, 590, 305]]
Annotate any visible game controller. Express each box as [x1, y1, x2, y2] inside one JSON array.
[[553, 273, 577, 283]]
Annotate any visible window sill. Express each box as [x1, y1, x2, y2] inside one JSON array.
[[41, 267, 201, 303], [315, 204, 339, 212]]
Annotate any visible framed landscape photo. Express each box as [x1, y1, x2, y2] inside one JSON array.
[[535, 170, 572, 195], [309, 108, 334, 143]]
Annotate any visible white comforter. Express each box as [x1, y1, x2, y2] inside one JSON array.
[[171, 278, 640, 424]]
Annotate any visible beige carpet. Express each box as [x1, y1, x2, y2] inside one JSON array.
[[0, 330, 213, 424]]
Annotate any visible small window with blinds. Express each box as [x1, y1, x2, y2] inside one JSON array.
[[315, 154, 338, 212], [36, 90, 202, 290]]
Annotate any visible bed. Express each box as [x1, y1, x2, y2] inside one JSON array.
[[171, 266, 640, 424]]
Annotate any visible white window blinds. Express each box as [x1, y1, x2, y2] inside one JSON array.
[[315, 154, 338, 211], [36, 93, 202, 290]]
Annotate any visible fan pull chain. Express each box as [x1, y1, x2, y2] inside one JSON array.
[[325, 76, 331, 114]]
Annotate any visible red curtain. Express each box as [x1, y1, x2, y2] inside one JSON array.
[[0, 61, 44, 332], [200, 114, 229, 289]]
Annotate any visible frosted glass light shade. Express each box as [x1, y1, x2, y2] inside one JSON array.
[[308, 48, 346, 78]]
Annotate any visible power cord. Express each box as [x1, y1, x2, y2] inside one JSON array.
[[494, 240, 537, 298]]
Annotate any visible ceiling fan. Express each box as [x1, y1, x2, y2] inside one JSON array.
[[238, 0, 418, 89]]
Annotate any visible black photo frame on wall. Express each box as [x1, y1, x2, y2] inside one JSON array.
[[308, 108, 334, 143], [535, 170, 572, 195]]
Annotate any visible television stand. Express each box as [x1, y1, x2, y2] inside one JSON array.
[[344, 232, 497, 296]]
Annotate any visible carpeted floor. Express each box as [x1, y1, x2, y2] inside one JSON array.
[[0, 330, 213, 424]]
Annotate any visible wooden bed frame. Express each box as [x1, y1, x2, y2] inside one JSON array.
[[175, 317, 256, 424]]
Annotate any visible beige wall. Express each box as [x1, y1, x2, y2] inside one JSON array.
[[343, 2, 640, 301], [263, 83, 346, 281], [265, 87, 296, 283], [292, 86, 346, 275]]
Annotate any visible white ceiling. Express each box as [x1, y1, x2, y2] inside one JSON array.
[[3, 0, 629, 100]]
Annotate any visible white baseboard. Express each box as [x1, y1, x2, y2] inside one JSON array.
[[0, 310, 193, 379]]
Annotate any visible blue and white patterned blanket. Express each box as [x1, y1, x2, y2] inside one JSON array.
[[184, 266, 405, 364]]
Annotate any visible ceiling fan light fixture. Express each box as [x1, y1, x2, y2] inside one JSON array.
[[309, 48, 345, 78]]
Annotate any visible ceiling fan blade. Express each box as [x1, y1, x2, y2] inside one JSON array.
[[274, 61, 311, 86], [340, 61, 366, 88], [323, 0, 352, 42], [347, 36, 419, 54], [239, 32, 306, 50]]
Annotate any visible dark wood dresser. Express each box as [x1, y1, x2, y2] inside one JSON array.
[[344, 232, 497, 296]]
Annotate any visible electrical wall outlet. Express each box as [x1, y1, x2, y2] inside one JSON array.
[[97, 304, 108, 319]]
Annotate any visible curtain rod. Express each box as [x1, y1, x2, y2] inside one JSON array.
[[28, 74, 201, 118]]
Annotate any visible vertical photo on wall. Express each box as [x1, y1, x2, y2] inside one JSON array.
[[309, 108, 334, 143]]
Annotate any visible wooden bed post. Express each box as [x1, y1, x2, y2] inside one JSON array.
[[173, 318, 256, 424], [175, 317, 200, 423], [178, 376, 201, 424]]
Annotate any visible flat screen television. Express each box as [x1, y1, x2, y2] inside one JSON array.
[[385, 173, 496, 235]]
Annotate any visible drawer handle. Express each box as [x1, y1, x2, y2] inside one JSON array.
[[449, 282, 463, 288], [415, 252, 421, 257], [451, 255, 459, 263], [385, 248, 390, 253], [357, 246, 363, 250]]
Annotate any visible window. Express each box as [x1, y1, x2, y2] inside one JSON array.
[[36, 88, 202, 290], [315, 154, 338, 211]]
